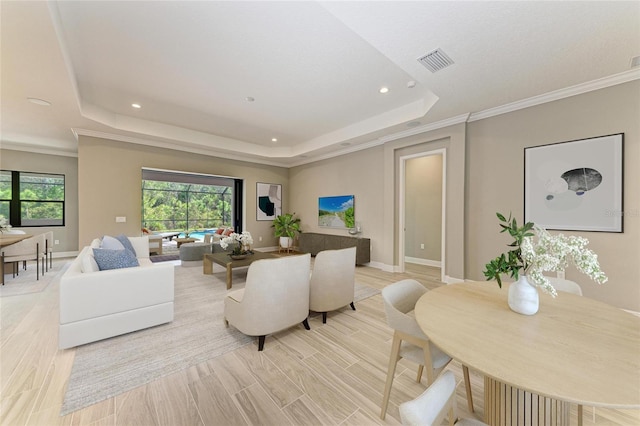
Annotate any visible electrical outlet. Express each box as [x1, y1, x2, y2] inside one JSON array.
[[116, 216, 126, 223], [54, 240, 60, 245], [259, 236, 263, 242], [420, 243, 425, 249]]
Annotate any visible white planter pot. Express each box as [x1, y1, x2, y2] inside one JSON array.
[[508, 275, 539, 315], [279, 236, 293, 248]]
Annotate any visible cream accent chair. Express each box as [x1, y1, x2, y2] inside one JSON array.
[[224, 253, 311, 351], [399, 370, 487, 426], [309, 247, 356, 323], [2, 233, 46, 281], [380, 279, 474, 419]]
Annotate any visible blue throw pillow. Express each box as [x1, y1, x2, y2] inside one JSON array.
[[115, 234, 136, 255], [92, 248, 139, 271]]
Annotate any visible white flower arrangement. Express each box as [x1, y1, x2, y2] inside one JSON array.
[[484, 212, 607, 297], [219, 231, 254, 255], [521, 226, 608, 297], [0, 216, 12, 233]]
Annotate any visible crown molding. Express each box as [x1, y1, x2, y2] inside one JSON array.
[[289, 113, 471, 167], [468, 68, 640, 122], [72, 129, 291, 168], [0, 141, 78, 158], [287, 138, 385, 167], [7, 70, 639, 164], [378, 113, 471, 144]]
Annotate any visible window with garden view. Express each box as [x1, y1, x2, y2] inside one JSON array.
[[141, 169, 238, 232], [0, 170, 65, 226]]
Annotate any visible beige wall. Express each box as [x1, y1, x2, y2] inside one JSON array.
[[289, 123, 466, 277], [77, 136, 288, 248], [466, 80, 640, 311], [0, 149, 79, 254], [289, 146, 385, 264], [405, 154, 442, 262], [5, 81, 637, 310], [386, 124, 467, 280]]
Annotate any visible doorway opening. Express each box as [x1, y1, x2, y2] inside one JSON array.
[[399, 149, 446, 283]]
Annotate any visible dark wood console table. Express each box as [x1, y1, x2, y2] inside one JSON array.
[[298, 232, 370, 265]]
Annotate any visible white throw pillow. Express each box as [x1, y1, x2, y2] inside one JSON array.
[[128, 236, 150, 259], [101, 235, 125, 250], [80, 249, 99, 273]]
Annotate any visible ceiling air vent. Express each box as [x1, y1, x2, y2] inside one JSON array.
[[417, 48, 454, 73]]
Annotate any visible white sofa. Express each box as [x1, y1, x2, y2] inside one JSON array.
[[59, 236, 174, 349]]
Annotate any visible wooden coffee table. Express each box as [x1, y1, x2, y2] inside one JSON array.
[[175, 237, 197, 248], [203, 251, 276, 289]]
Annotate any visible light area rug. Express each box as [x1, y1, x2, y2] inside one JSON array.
[[61, 264, 380, 416], [0, 260, 68, 297]]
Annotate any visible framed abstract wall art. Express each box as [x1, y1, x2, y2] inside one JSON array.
[[256, 183, 282, 221], [524, 133, 623, 232], [318, 195, 355, 229]]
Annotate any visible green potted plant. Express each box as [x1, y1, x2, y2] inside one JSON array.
[[272, 213, 301, 250]]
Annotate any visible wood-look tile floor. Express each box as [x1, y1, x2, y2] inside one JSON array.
[[1, 260, 638, 425]]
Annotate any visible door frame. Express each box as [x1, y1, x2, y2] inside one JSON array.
[[398, 148, 447, 282]]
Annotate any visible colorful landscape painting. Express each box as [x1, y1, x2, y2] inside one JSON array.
[[318, 195, 355, 229]]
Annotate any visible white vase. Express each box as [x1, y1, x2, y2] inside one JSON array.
[[279, 236, 292, 248], [508, 275, 539, 315]]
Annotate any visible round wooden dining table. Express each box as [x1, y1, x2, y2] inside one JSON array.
[[414, 281, 640, 426]]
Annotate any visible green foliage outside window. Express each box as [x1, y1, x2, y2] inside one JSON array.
[[0, 171, 12, 219], [142, 180, 232, 231], [1, 171, 65, 226]]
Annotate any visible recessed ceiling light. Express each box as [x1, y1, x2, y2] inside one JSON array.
[[379, 87, 389, 94], [407, 81, 417, 89], [271, 138, 278, 142], [27, 97, 51, 106], [131, 103, 142, 109], [246, 97, 255, 102]]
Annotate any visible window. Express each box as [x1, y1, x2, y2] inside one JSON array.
[[0, 171, 10, 220], [0, 170, 65, 227], [141, 169, 242, 232]]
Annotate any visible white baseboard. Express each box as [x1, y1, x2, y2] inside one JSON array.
[[254, 246, 279, 252], [53, 251, 79, 259], [405, 257, 441, 267], [444, 275, 464, 284], [366, 261, 394, 272]]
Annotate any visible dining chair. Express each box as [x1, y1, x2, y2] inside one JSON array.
[[399, 370, 487, 426], [224, 253, 311, 351], [44, 231, 54, 271], [549, 276, 584, 425], [309, 247, 356, 323], [2, 233, 46, 281], [548, 277, 583, 296], [380, 279, 474, 419]]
